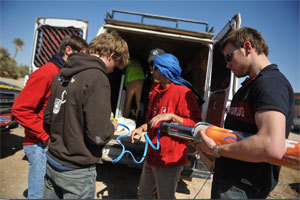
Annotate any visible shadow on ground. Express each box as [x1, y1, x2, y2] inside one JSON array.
[[0, 131, 23, 158], [96, 163, 140, 199], [23, 189, 28, 198], [289, 183, 300, 194], [95, 163, 190, 199]]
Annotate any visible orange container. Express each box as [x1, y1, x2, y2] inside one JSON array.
[[197, 124, 300, 171]]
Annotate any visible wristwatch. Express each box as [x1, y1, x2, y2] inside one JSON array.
[[213, 145, 221, 158]]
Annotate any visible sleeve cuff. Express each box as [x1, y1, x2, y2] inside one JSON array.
[[39, 132, 50, 142]]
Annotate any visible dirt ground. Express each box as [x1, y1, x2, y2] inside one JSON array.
[[0, 77, 299, 199], [0, 126, 299, 199]]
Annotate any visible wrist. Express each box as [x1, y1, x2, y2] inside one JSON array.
[[213, 145, 221, 158]]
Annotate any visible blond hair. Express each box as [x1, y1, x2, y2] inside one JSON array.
[[88, 33, 130, 68]]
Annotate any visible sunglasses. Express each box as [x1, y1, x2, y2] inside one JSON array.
[[224, 47, 239, 62], [149, 64, 157, 72]]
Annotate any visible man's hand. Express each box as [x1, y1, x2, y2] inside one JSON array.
[[43, 138, 50, 147], [192, 130, 216, 156], [112, 122, 118, 131], [149, 113, 173, 128], [130, 127, 144, 143]]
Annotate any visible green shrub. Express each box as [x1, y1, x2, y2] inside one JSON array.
[[0, 46, 29, 79]]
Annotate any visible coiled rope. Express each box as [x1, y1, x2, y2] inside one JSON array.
[[112, 122, 162, 164]]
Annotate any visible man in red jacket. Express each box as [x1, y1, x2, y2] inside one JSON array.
[[12, 35, 88, 199], [130, 53, 202, 199]]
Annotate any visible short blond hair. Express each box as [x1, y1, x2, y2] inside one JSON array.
[[88, 33, 130, 68]]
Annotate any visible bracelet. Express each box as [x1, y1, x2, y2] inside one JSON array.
[[213, 145, 221, 158], [172, 114, 175, 122]]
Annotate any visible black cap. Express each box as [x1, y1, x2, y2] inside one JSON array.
[[147, 48, 165, 64]]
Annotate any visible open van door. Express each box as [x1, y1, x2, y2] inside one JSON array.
[[204, 13, 241, 127], [30, 17, 89, 74]]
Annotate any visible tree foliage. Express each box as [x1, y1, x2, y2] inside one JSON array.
[[13, 38, 25, 60], [0, 46, 29, 79]]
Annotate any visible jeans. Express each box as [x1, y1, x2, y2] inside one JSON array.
[[211, 173, 269, 199], [43, 162, 97, 199], [23, 143, 48, 199], [138, 161, 184, 199]]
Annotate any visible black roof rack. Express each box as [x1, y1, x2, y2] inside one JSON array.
[[105, 10, 214, 39]]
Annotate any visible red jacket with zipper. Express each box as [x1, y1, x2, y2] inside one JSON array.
[[12, 62, 60, 145], [145, 83, 202, 167]]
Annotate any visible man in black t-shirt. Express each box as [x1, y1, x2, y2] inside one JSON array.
[[193, 27, 294, 199]]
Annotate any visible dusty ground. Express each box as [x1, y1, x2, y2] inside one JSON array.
[[0, 77, 299, 199], [0, 126, 299, 199]]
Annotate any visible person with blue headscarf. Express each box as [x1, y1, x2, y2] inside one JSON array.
[[130, 53, 202, 199]]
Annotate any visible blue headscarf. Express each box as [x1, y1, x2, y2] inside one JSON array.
[[153, 53, 190, 87], [154, 53, 204, 105]]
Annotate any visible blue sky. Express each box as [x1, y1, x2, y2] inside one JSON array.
[[1, 0, 299, 92]]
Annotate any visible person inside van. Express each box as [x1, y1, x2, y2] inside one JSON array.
[[123, 58, 145, 119], [130, 53, 202, 199], [193, 27, 294, 199]]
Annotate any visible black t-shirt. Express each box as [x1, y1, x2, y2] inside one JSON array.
[[214, 64, 295, 193]]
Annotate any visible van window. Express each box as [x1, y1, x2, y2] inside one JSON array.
[[33, 25, 84, 68], [211, 42, 231, 91]]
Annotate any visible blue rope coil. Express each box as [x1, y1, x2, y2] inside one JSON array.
[[112, 123, 162, 164]]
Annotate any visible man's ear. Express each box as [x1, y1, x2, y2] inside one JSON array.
[[244, 41, 253, 53], [62, 46, 73, 61], [65, 45, 73, 56], [108, 52, 115, 61]]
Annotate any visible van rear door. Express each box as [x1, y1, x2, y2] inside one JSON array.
[[204, 13, 241, 127], [30, 17, 89, 74]]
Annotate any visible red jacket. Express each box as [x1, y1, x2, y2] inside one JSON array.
[[146, 83, 202, 167], [12, 62, 61, 145]]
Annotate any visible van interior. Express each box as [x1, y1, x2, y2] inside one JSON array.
[[106, 28, 230, 127]]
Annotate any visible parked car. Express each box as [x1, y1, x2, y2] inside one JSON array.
[[0, 81, 21, 133]]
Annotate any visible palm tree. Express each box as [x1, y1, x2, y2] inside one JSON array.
[[12, 38, 24, 60]]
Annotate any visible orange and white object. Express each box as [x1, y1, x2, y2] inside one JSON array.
[[193, 123, 300, 171]]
